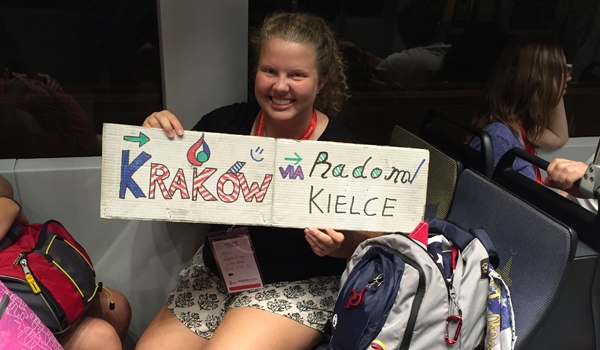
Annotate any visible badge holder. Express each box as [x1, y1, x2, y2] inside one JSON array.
[[208, 227, 264, 293]]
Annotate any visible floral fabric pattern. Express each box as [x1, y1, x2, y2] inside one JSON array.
[[166, 244, 340, 339]]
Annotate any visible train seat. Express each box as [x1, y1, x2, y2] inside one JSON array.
[[389, 125, 462, 220], [448, 169, 576, 349], [492, 147, 600, 349], [419, 109, 494, 178]]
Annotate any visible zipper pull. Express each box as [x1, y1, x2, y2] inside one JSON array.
[[448, 280, 462, 316], [446, 280, 463, 345], [13, 253, 24, 266], [368, 274, 384, 292], [20, 258, 41, 294]]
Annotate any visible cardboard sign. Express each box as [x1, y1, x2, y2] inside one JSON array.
[[101, 123, 429, 232]]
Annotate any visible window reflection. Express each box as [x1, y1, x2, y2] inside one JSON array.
[[251, 0, 600, 144], [3, 1, 600, 158], [0, 0, 162, 159]]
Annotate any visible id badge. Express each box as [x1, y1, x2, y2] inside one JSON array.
[[208, 227, 264, 293]]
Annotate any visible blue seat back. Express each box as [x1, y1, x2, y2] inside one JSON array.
[[448, 169, 575, 349]]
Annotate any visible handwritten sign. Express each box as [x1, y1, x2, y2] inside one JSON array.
[[101, 123, 429, 232]]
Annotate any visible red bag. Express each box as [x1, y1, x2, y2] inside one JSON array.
[[0, 220, 100, 334]]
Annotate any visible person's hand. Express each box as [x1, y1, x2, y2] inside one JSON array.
[[142, 110, 184, 139], [339, 40, 358, 51], [542, 157, 588, 197], [338, 40, 363, 59], [304, 227, 344, 257], [34, 73, 63, 92], [3, 68, 32, 98]]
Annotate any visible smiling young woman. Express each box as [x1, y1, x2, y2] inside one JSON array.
[[252, 38, 325, 139], [137, 12, 380, 350]]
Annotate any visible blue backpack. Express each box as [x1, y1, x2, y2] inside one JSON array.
[[328, 218, 506, 350]]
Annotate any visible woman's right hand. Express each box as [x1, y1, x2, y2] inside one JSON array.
[[542, 157, 588, 197], [142, 110, 184, 139]]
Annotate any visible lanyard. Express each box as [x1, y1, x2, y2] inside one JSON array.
[[254, 108, 317, 140], [517, 121, 542, 184]]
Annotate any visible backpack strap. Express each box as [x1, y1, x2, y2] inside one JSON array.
[[429, 219, 500, 268], [469, 227, 500, 269], [428, 218, 475, 250], [0, 224, 24, 251]]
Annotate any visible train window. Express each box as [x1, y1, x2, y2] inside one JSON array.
[[0, 0, 162, 159], [249, 0, 600, 145]]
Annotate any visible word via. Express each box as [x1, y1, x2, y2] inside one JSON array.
[[119, 151, 272, 203], [309, 186, 397, 217], [309, 152, 425, 184], [279, 165, 304, 180]]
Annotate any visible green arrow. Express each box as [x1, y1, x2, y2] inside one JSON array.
[[123, 132, 150, 147], [284, 152, 302, 165]]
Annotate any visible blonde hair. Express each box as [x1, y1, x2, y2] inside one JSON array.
[[473, 37, 567, 146], [251, 12, 349, 117]]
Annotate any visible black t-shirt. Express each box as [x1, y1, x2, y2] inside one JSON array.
[[193, 101, 359, 284]]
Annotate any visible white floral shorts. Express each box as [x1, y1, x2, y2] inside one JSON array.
[[166, 244, 341, 339]]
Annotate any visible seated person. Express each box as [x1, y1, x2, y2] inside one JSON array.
[[470, 37, 571, 182], [0, 175, 132, 350], [1, 69, 101, 157], [340, 0, 449, 88], [135, 12, 380, 350], [542, 156, 598, 214]]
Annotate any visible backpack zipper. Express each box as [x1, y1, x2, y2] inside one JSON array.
[[14, 255, 64, 319], [0, 274, 64, 329], [372, 235, 464, 349], [366, 243, 426, 350], [17, 255, 41, 294], [406, 235, 465, 346]]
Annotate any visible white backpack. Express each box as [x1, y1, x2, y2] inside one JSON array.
[[328, 218, 509, 350]]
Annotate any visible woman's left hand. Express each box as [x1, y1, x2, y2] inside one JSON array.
[[304, 227, 344, 257]]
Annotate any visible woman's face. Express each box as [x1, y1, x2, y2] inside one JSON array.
[[254, 38, 323, 124]]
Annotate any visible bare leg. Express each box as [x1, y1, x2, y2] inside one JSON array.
[[56, 317, 121, 350], [205, 307, 323, 350], [85, 286, 132, 343], [135, 305, 209, 350]]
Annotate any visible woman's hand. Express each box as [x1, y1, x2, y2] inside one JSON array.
[[142, 110, 184, 139], [542, 157, 588, 197], [305, 228, 381, 258], [304, 227, 344, 257]]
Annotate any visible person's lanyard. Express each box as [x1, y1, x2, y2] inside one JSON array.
[[254, 108, 317, 140], [517, 121, 542, 184]]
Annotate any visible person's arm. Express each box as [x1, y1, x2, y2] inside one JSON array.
[[304, 227, 382, 258], [339, 40, 383, 68], [542, 157, 588, 197], [537, 97, 569, 148], [0, 175, 20, 241], [0, 197, 21, 241]]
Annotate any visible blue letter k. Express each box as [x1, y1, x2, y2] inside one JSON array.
[[119, 150, 151, 199]]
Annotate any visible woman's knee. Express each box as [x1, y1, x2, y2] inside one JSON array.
[[136, 305, 207, 350], [59, 317, 122, 350], [86, 286, 132, 341]]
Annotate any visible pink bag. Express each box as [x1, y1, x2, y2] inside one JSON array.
[[0, 281, 63, 350]]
